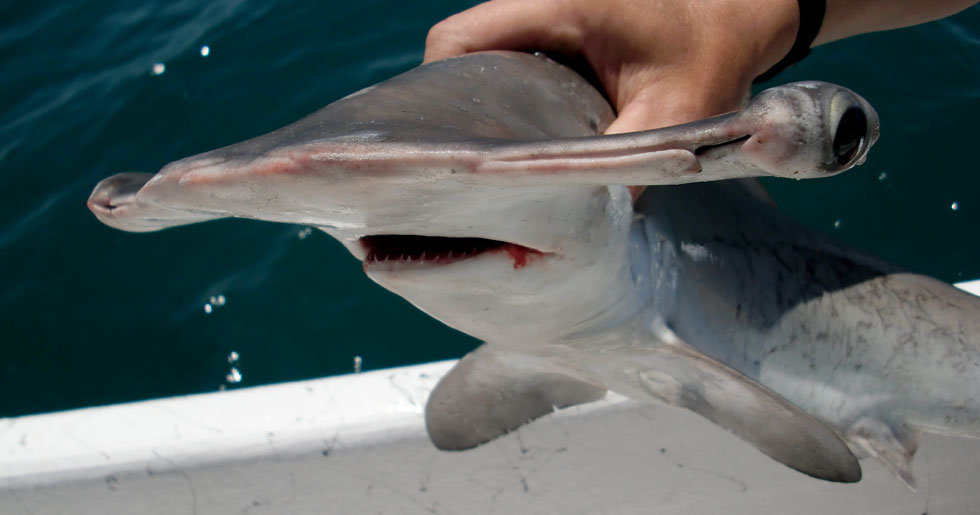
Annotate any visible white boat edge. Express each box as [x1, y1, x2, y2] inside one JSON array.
[[1, 280, 979, 514]]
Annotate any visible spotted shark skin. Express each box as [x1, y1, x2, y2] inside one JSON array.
[[87, 51, 980, 487]]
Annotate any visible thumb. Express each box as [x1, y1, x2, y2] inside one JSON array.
[[603, 87, 745, 200], [603, 88, 743, 136]]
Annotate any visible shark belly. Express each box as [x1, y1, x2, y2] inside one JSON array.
[[630, 179, 980, 485]]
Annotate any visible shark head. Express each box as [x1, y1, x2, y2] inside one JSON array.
[[87, 52, 878, 344], [85, 51, 923, 485]]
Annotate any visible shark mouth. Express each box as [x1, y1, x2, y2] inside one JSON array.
[[360, 235, 543, 269]]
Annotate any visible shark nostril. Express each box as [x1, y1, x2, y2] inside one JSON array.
[[587, 116, 600, 134], [694, 135, 751, 156], [832, 106, 867, 166]]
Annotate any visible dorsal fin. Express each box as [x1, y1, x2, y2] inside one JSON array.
[[425, 344, 606, 450]]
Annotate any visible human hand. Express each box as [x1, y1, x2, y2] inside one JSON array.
[[425, 0, 800, 198], [425, 0, 800, 137]]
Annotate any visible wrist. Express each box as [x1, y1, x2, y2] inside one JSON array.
[[744, 0, 802, 80], [690, 0, 801, 89]]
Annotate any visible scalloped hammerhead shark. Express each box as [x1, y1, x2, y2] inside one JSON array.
[[88, 51, 980, 487]]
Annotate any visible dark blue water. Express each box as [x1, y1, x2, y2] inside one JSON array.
[[1, 2, 977, 417]]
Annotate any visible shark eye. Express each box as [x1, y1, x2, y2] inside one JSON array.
[[829, 92, 869, 167], [833, 107, 867, 166]]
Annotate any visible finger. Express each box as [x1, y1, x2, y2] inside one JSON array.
[[604, 88, 742, 136], [424, 0, 583, 63], [606, 85, 746, 201], [607, 97, 680, 201]]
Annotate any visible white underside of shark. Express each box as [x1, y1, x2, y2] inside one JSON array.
[[87, 51, 980, 488]]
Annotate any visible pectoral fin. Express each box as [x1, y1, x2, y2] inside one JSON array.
[[846, 419, 921, 490], [425, 344, 606, 450], [634, 341, 861, 482]]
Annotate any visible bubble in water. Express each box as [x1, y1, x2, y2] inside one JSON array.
[[228, 351, 239, 363], [833, 219, 842, 229], [298, 227, 312, 239], [204, 294, 226, 314], [878, 172, 888, 181], [353, 356, 362, 373], [152, 63, 166, 75], [226, 367, 242, 384], [951, 201, 959, 211], [200, 45, 210, 57]]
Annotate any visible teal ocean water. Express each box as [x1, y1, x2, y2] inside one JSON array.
[[1, 2, 977, 417]]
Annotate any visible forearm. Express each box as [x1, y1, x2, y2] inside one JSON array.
[[815, 0, 977, 45]]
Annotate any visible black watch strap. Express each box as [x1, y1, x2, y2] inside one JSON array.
[[754, 0, 826, 83]]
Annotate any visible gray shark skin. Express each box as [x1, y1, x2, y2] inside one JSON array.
[[87, 51, 980, 488]]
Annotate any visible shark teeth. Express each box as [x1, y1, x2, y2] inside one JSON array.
[[359, 235, 544, 269], [361, 235, 506, 265]]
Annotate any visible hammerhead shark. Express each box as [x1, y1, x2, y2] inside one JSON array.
[[88, 51, 980, 487]]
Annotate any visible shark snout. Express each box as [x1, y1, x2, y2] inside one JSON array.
[[88, 172, 151, 211], [87, 172, 168, 232], [87, 163, 236, 232]]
